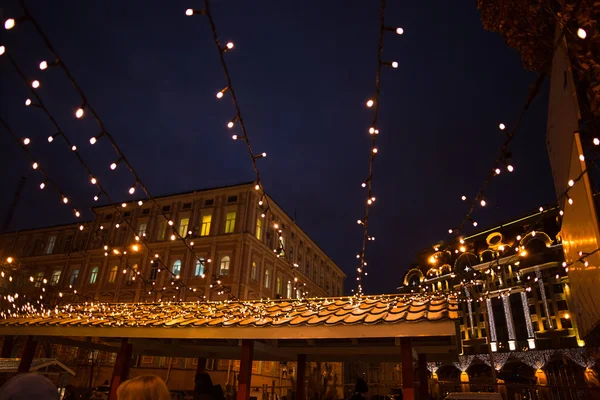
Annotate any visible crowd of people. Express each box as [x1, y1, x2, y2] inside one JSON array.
[[0, 371, 226, 400]]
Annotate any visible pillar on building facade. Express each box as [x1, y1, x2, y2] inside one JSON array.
[[401, 337, 415, 400], [296, 354, 306, 400], [109, 338, 133, 400], [417, 354, 428, 400], [237, 340, 254, 400], [196, 356, 207, 375], [17, 336, 37, 374]]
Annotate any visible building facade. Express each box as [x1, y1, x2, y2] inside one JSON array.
[[0, 181, 346, 391]]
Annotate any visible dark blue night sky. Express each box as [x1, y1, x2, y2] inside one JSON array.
[[0, 1, 556, 294]]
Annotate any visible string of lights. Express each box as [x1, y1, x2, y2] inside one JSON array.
[[355, 0, 403, 295], [185, 0, 309, 297], [0, 50, 222, 303], [443, 3, 586, 248], [2, 9, 238, 302]]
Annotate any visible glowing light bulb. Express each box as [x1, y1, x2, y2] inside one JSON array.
[[499, 123, 505, 130], [75, 210, 80, 217], [594, 138, 600, 146], [0, 45, 4, 55], [460, 246, 466, 252], [23, 138, 30, 145], [71, 145, 77, 151], [90, 177, 97, 184], [227, 121, 235, 128], [75, 108, 84, 118], [461, 195, 466, 201], [568, 180, 574, 187], [495, 168, 501, 175], [138, 200, 143, 206], [62, 197, 68, 204], [168, 220, 174, 226], [396, 27, 404, 35], [472, 221, 478, 227], [391, 61, 398, 68], [507, 164, 514, 172], [559, 210, 564, 216], [226, 42, 234, 50], [372, 148, 378, 153], [47, 135, 54, 143], [361, 182, 366, 188], [32, 162, 38, 169], [480, 199, 486, 207], [448, 229, 453, 234], [232, 135, 239, 140], [579, 154, 585, 161], [39, 183, 45, 189], [110, 162, 117, 170], [4, 19, 15, 30], [31, 80, 40, 89], [170, 234, 176, 241], [539, 206, 543, 212], [6, 257, 13, 263], [577, 28, 587, 39], [25, 99, 32, 106], [129, 186, 136, 194], [90, 137, 97, 145], [568, 197, 573, 205], [366, 99, 374, 108], [39, 61, 48, 70], [121, 203, 127, 208], [185, 9, 194, 16]]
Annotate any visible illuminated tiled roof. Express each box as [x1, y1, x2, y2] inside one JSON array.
[[0, 295, 459, 329]]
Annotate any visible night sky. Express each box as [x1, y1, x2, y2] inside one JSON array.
[[0, 1, 556, 294]]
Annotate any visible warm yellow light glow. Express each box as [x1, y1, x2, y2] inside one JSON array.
[[577, 28, 587, 39], [110, 162, 117, 170], [568, 197, 574, 205], [121, 203, 127, 208], [185, 9, 194, 16], [372, 148, 378, 154], [32, 162, 38, 169], [428, 256, 436, 264], [23, 137, 30, 145], [480, 199, 486, 207], [520, 250, 527, 257], [138, 200, 143, 206], [31, 80, 40, 89], [90, 136, 98, 144], [565, 313, 570, 319], [39, 61, 48, 70], [460, 246, 466, 252], [391, 61, 398, 68], [579, 154, 585, 161], [568, 179, 574, 187], [129, 186, 135, 195], [472, 221, 478, 227], [226, 42, 234, 50], [75, 108, 84, 118], [6, 257, 13, 264], [366, 99, 374, 107], [507, 164, 514, 172], [132, 245, 139, 252], [170, 234, 176, 241], [594, 138, 600, 146], [448, 229, 453, 234], [91, 177, 97, 184], [4, 19, 16, 30], [39, 183, 45, 189], [0, 46, 5, 56], [494, 168, 501, 175], [499, 123, 505, 130], [168, 220, 174, 226]]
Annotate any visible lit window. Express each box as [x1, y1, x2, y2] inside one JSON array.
[[264, 269, 270, 289], [137, 223, 147, 237], [287, 281, 292, 298], [108, 266, 118, 283], [50, 270, 61, 286], [172, 260, 182, 276], [225, 212, 236, 233], [220, 256, 230, 276], [195, 259, 205, 277], [178, 217, 189, 237], [276, 277, 282, 295], [251, 262, 257, 281], [46, 236, 57, 254], [89, 267, 99, 284], [156, 221, 166, 241], [127, 264, 138, 281], [34, 272, 44, 287], [201, 215, 212, 236], [69, 269, 79, 285], [255, 218, 262, 240]]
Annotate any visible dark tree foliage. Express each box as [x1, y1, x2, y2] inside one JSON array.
[[476, 0, 600, 118]]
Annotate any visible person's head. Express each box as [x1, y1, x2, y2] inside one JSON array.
[[0, 373, 59, 400], [355, 378, 368, 394], [117, 375, 170, 400], [194, 372, 213, 394]]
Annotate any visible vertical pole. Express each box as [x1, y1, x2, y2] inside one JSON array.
[[296, 354, 306, 400], [417, 354, 428, 400], [17, 336, 37, 374], [401, 337, 414, 400], [237, 340, 254, 400], [108, 338, 133, 400], [1, 336, 14, 358]]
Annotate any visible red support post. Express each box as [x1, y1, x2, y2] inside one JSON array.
[[17, 336, 37, 374], [401, 337, 415, 400], [109, 338, 133, 400], [418, 354, 428, 400], [296, 354, 306, 400], [237, 340, 254, 400]]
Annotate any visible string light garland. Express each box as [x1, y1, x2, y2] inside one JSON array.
[[355, 0, 403, 295], [185, 0, 309, 297], [2, 11, 243, 302]]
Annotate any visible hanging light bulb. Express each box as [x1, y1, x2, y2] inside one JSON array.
[[225, 42, 234, 50], [71, 145, 77, 151], [568, 180, 575, 187], [90, 176, 97, 185], [110, 157, 122, 170], [4, 19, 16, 30], [461, 195, 466, 201], [62, 196, 69, 204], [0, 45, 4, 55], [579, 154, 585, 161], [594, 138, 600, 146], [75, 107, 84, 119], [74, 210, 80, 217], [396, 27, 404, 34], [494, 168, 501, 175], [31, 80, 40, 89], [25, 98, 32, 106], [499, 123, 505, 130], [39, 182, 45, 190], [568, 197, 574, 205], [472, 221, 478, 227], [129, 184, 136, 195], [254, 152, 267, 159], [577, 28, 587, 39], [216, 86, 229, 99], [480, 199, 486, 207], [185, 9, 194, 16], [138, 200, 143, 206], [32, 162, 38, 169], [227, 116, 239, 128], [507, 164, 514, 172], [23, 138, 31, 145], [39, 60, 48, 70], [372, 148, 378, 154], [366, 99, 374, 108]]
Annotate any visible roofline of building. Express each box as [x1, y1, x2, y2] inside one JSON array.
[[1, 221, 87, 235]]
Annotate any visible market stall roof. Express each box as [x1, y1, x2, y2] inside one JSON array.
[[0, 358, 75, 375], [1, 295, 461, 362]]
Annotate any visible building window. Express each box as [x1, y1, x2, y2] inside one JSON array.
[[142, 208, 150, 215], [200, 215, 212, 236], [194, 259, 205, 277], [69, 269, 79, 285], [289, 246, 294, 262], [172, 260, 182, 277], [251, 262, 257, 281], [227, 195, 238, 203], [182, 202, 192, 210], [287, 281, 292, 298], [204, 199, 214, 206], [255, 218, 262, 240], [50, 270, 61, 286], [116, 229, 126, 245], [313, 267, 317, 281], [320, 271, 324, 286], [150, 264, 159, 280], [264, 270, 270, 289], [64, 235, 73, 252], [108, 266, 118, 283], [225, 212, 236, 233], [137, 223, 147, 237], [306, 260, 311, 276], [128, 264, 138, 282], [220, 256, 230, 276], [296, 288, 301, 299], [34, 272, 44, 287], [298, 255, 303, 271], [156, 221, 166, 241], [276, 277, 282, 295], [89, 267, 99, 284], [178, 217, 189, 237], [46, 235, 57, 254]]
